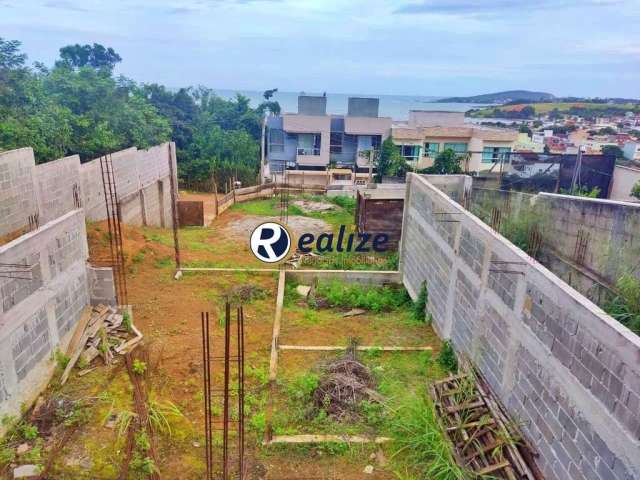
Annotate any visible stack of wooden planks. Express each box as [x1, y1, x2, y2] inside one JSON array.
[[430, 372, 541, 480], [60, 304, 143, 384]]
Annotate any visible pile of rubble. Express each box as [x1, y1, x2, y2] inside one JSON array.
[[60, 304, 143, 384]]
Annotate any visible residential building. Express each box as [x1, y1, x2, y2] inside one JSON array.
[[513, 132, 544, 153], [391, 111, 517, 172], [623, 142, 640, 161], [264, 95, 391, 182]]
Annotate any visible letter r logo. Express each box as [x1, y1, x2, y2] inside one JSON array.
[[250, 222, 291, 263]]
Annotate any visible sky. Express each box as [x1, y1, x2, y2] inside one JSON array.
[[1, 0, 639, 98]]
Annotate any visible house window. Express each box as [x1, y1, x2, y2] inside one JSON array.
[[443, 142, 468, 154], [399, 145, 420, 161], [424, 142, 439, 156], [330, 132, 343, 154], [269, 129, 284, 153], [482, 147, 512, 163], [298, 133, 321, 155]]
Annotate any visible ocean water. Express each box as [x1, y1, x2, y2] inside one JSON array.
[[212, 89, 483, 120]]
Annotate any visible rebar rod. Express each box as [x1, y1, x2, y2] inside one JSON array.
[[223, 303, 231, 479]]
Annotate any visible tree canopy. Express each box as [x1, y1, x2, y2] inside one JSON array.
[[374, 138, 408, 182], [57, 43, 122, 71], [423, 148, 463, 174], [0, 38, 279, 188]]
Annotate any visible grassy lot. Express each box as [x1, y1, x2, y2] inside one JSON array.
[[267, 277, 468, 478], [231, 194, 356, 230]]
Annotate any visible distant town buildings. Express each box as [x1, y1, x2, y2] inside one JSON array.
[[263, 94, 640, 195]]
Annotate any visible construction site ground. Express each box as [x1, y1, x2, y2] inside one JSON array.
[[4, 193, 448, 480]]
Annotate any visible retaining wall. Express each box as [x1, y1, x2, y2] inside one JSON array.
[[1, 143, 177, 239], [400, 173, 640, 480], [533, 194, 640, 307], [0, 149, 38, 238], [80, 143, 176, 228], [469, 187, 640, 305], [0, 210, 92, 425]]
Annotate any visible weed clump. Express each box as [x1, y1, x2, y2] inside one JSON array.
[[315, 280, 410, 313], [390, 396, 471, 480], [606, 274, 640, 334], [437, 341, 458, 373], [225, 284, 267, 305], [413, 282, 429, 322]]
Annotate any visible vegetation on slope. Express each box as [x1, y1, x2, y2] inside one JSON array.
[[0, 38, 277, 188]]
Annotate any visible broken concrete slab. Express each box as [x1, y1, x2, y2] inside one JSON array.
[[296, 285, 311, 298], [13, 464, 41, 478], [342, 308, 366, 317]]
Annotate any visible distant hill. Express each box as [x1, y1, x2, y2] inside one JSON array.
[[437, 90, 555, 104]]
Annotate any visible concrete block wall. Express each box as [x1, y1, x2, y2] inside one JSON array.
[[81, 142, 176, 228], [0, 148, 38, 238], [534, 193, 640, 289], [468, 188, 640, 305], [399, 173, 640, 480], [34, 154, 82, 225], [1, 142, 176, 237], [0, 210, 90, 422]]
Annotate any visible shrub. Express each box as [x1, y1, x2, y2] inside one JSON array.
[[287, 372, 320, 402], [606, 274, 640, 334], [413, 282, 428, 322], [132, 359, 147, 376], [437, 341, 458, 373]]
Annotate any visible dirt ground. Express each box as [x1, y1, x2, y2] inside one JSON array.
[[14, 196, 436, 479], [291, 199, 335, 213], [221, 214, 331, 240]]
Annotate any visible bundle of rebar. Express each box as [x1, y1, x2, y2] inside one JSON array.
[[201, 303, 245, 479]]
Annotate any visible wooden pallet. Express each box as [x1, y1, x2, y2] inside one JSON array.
[[430, 373, 540, 479]]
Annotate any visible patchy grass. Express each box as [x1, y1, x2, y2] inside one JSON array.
[[229, 194, 356, 231], [231, 198, 283, 216], [315, 279, 410, 313]]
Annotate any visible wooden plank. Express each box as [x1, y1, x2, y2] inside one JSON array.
[[445, 400, 485, 414], [279, 345, 433, 352], [477, 460, 510, 475], [445, 418, 496, 432], [265, 434, 392, 445], [60, 308, 109, 385], [64, 306, 96, 357], [269, 270, 286, 382], [264, 270, 286, 444]]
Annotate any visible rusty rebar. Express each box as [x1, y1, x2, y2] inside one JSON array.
[[223, 302, 231, 479], [201, 312, 213, 480]]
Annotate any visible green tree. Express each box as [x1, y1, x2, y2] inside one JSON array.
[[631, 181, 640, 199], [425, 148, 462, 174], [374, 137, 404, 182], [57, 43, 122, 71], [597, 126, 617, 136], [601, 145, 624, 159], [519, 124, 532, 136], [0, 38, 170, 162]]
